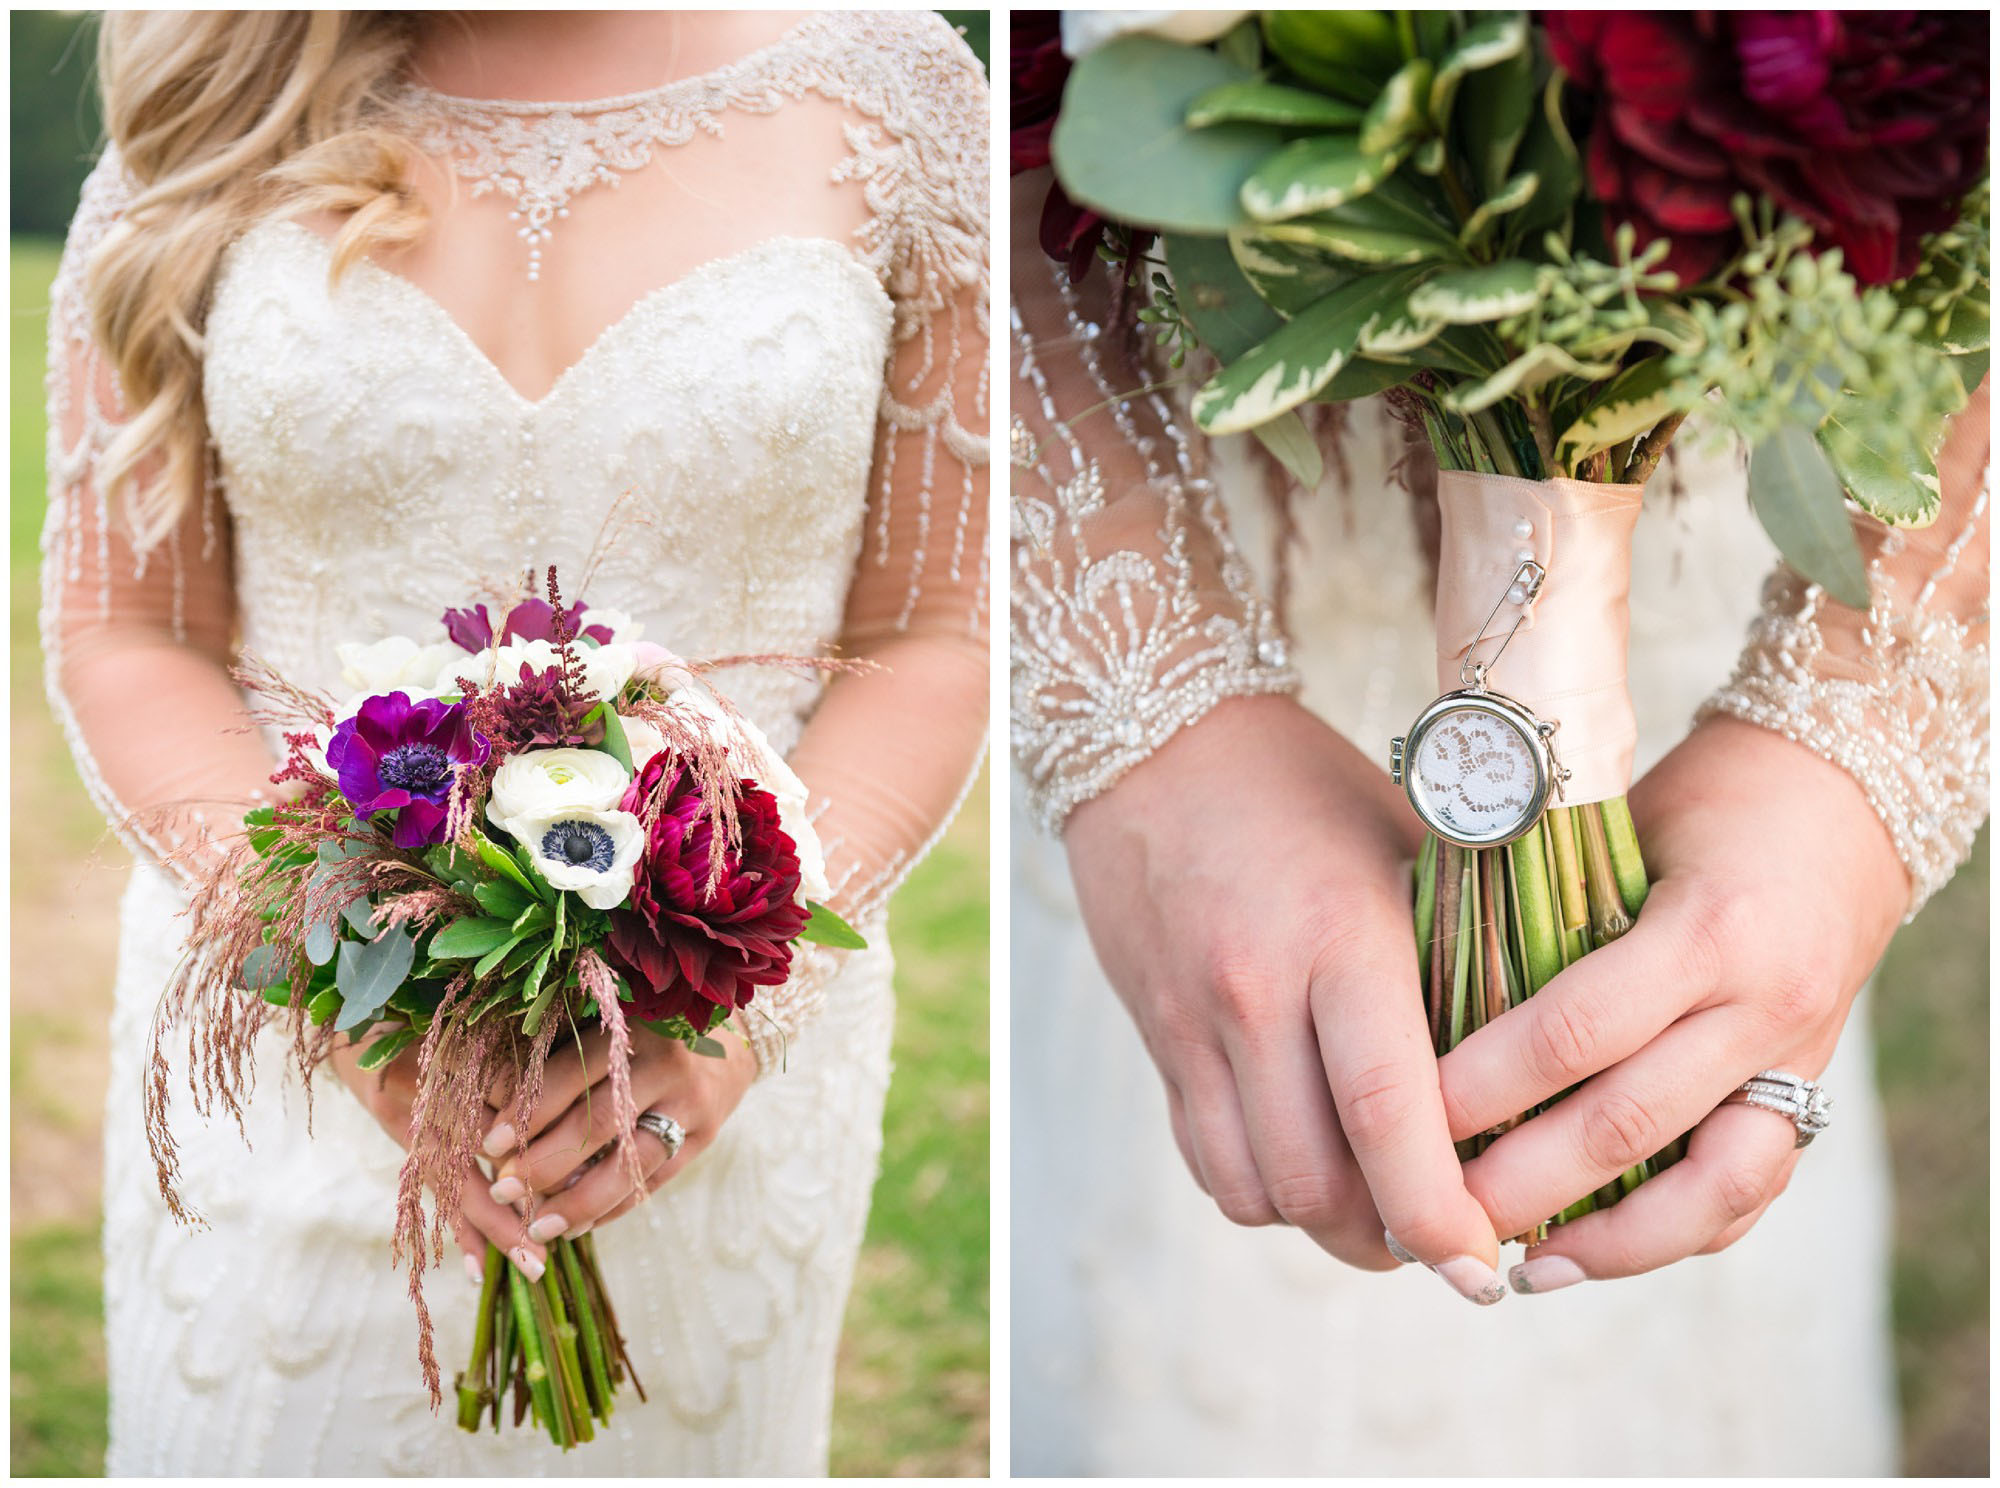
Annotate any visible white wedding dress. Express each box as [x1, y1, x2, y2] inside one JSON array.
[[43, 13, 986, 1475], [1009, 287, 1922, 1469]]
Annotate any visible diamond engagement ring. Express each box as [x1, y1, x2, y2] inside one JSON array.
[[1727, 1070, 1833, 1148], [635, 1110, 686, 1160]]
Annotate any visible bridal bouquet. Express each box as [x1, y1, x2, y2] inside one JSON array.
[[149, 571, 864, 1447], [1025, 10, 1988, 1229]]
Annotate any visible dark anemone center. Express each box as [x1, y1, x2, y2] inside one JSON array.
[[542, 820, 616, 873], [378, 742, 451, 794]]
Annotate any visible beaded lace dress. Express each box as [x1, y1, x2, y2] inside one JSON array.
[[1009, 183, 1987, 1474], [42, 13, 987, 1475]]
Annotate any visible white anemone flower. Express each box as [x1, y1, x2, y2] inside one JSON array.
[[1061, 10, 1249, 57], [487, 748, 631, 841], [506, 806, 645, 910]]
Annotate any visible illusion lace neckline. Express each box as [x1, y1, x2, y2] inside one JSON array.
[[391, 12, 822, 115]]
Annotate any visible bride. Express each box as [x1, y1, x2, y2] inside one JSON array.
[[1009, 148, 1987, 1473], [42, 10, 987, 1476]]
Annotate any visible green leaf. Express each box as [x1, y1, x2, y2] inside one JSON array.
[[1053, 36, 1279, 235], [1194, 266, 1431, 433], [1451, 22, 1533, 195], [1427, 11, 1529, 128], [510, 901, 555, 936], [1555, 358, 1679, 466], [518, 942, 561, 1036], [472, 878, 533, 920], [1358, 57, 1433, 155], [307, 986, 342, 1027], [240, 943, 288, 992], [1410, 9, 1458, 61], [1311, 357, 1412, 400], [1230, 232, 1352, 315], [1506, 73, 1582, 246], [1216, 16, 1263, 72], [304, 918, 338, 967], [259, 980, 294, 1009], [1412, 135, 1446, 175], [1185, 79, 1364, 131], [597, 705, 634, 775], [1260, 10, 1401, 101], [334, 925, 415, 1034], [1954, 347, 1989, 396], [474, 831, 538, 896], [1444, 343, 1619, 414], [1749, 425, 1870, 609], [691, 1036, 728, 1060], [1818, 405, 1943, 527], [355, 1027, 418, 1072], [1241, 134, 1408, 222], [473, 931, 532, 981], [799, 900, 868, 950], [427, 916, 518, 960], [1356, 293, 1445, 357], [342, 899, 378, 937], [244, 805, 280, 856], [1257, 218, 1450, 266], [1457, 171, 1540, 245], [1408, 260, 1546, 324], [1163, 233, 1284, 361], [1249, 411, 1326, 489]]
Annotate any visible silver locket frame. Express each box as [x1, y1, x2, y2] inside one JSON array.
[[1391, 687, 1560, 849]]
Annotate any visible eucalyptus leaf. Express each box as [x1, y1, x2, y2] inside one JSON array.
[[1249, 410, 1326, 489], [1193, 266, 1431, 434], [1818, 405, 1943, 527], [1185, 79, 1364, 131], [333, 925, 415, 1034], [1164, 233, 1284, 361], [304, 918, 338, 967], [1408, 260, 1546, 324], [1555, 358, 1678, 465], [240, 943, 287, 992], [355, 1027, 418, 1073], [342, 898, 379, 937], [1749, 425, 1870, 608], [1444, 343, 1618, 414], [1241, 134, 1408, 222], [1358, 57, 1433, 155], [1053, 37, 1278, 234]]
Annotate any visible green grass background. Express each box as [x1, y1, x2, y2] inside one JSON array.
[[9, 238, 988, 1477]]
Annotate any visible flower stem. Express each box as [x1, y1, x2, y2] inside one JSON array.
[[1413, 833, 1438, 966], [1507, 823, 1562, 995], [538, 1264, 594, 1444], [1431, 842, 1465, 1054], [508, 1262, 561, 1443], [1599, 797, 1650, 916], [1578, 805, 1633, 946], [456, 1244, 502, 1432], [559, 1238, 616, 1419]]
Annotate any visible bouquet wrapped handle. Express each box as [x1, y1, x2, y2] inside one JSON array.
[[1433, 472, 1646, 807]]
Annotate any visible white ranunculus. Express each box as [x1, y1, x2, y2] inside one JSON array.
[[463, 638, 639, 704], [1061, 9, 1249, 57], [506, 807, 645, 910], [335, 635, 462, 700], [581, 607, 643, 644], [486, 748, 631, 841], [579, 642, 639, 702]]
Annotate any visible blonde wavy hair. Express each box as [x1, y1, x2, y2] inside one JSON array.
[[90, 11, 437, 552]]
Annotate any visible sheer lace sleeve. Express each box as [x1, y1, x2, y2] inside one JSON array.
[[1008, 171, 1297, 835], [1700, 378, 1991, 919], [750, 14, 991, 1074], [41, 145, 272, 884]]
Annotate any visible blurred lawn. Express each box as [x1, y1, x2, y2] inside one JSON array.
[[9, 237, 989, 1477]]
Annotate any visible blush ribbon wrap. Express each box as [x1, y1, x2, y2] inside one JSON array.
[[1433, 471, 1645, 806]]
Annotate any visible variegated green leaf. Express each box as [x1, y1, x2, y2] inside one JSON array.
[[1261, 10, 1401, 102], [1241, 135, 1408, 222], [1186, 80, 1365, 131], [1314, 357, 1412, 401], [1249, 409, 1326, 489], [1258, 219, 1448, 266], [1413, 136, 1446, 175], [1749, 426, 1870, 608], [1819, 405, 1943, 527], [1507, 73, 1583, 247], [1451, 23, 1534, 195], [1445, 343, 1618, 414], [1229, 232, 1350, 316], [1193, 267, 1430, 434], [1428, 12, 1528, 129], [1164, 233, 1284, 361], [1357, 296, 1445, 357], [1457, 172, 1541, 245], [1555, 358, 1678, 465], [1358, 57, 1434, 155], [1408, 260, 1546, 325]]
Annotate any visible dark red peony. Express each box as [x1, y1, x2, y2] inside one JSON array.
[[1012, 11, 1154, 281], [1545, 11, 1989, 285], [603, 754, 810, 1031]]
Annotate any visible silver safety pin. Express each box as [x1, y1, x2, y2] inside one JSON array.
[[1459, 560, 1546, 690]]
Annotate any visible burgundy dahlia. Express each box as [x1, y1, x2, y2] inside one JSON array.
[[604, 755, 810, 1031], [325, 692, 490, 849], [1545, 11, 1989, 285]]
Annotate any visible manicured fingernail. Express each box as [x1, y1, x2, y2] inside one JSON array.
[[483, 1123, 516, 1160], [528, 1214, 568, 1242], [570, 1221, 592, 1238], [511, 1246, 545, 1282], [1509, 1254, 1587, 1295], [1433, 1255, 1508, 1306], [464, 1251, 484, 1286], [490, 1176, 526, 1206], [1383, 1230, 1418, 1265]]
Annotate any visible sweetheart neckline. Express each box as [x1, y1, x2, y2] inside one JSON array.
[[249, 221, 889, 409]]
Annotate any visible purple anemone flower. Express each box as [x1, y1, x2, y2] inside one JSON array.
[[326, 692, 491, 849], [442, 598, 614, 653]]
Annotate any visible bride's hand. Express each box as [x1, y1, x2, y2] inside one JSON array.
[[1439, 718, 1907, 1290], [1065, 694, 1510, 1302], [479, 1024, 755, 1243], [329, 1038, 553, 1282]]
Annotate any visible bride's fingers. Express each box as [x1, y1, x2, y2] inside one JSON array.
[[1699, 1146, 1802, 1255], [1220, 1014, 1388, 1268], [457, 1164, 550, 1281], [1437, 879, 1722, 1141], [1178, 1048, 1279, 1227], [482, 1034, 612, 1154], [1462, 1008, 1758, 1239], [1163, 1081, 1202, 1191], [1306, 907, 1506, 1302], [531, 1121, 698, 1238], [1503, 1103, 1796, 1292]]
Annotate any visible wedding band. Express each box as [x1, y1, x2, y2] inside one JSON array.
[[1726, 1069, 1833, 1148], [636, 1110, 686, 1160]]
